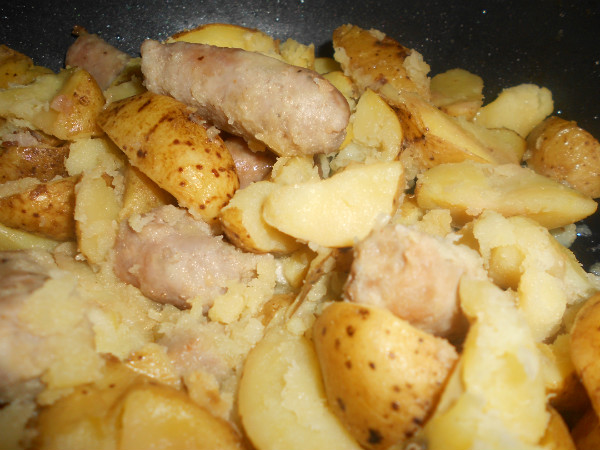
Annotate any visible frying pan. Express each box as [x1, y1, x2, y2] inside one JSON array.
[[1, 0, 599, 269]]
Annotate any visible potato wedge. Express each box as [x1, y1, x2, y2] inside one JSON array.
[[279, 38, 315, 69], [263, 161, 403, 247], [383, 88, 513, 176], [313, 302, 457, 449], [333, 24, 430, 100], [119, 164, 175, 220], [430, 68, 484, 120], [238, 325, 362, 450], [0, 44, 53, 88], [351, 89, 403, 161], [473, 83, 553, 138], [0, 67, 105, 140], [0, 176, 77, 241], [168, 23, 280, 58], [526, 116, 600, 198], [0, 144, 69, 183], [0, 222, 60, 251], [415, 161, 598, 229], [97, 91, 239, 224], [570, 292, 600, 417], [220, 180, 301, 254]]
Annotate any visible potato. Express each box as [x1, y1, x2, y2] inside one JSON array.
[[0, 143, 69, 183], [322, 71, 358, 110], [238, 325, 362, 450], [263, 161, 403, 247], [382, 89, 512, 177], [351, 89, 403, 161], [465, 211, 597, 341], [538, 407, 576, 450], [314, 57, 341, 74], [119, 384, 244, 450], [35, 359, 243, 450], [0, 44, 53, 88], [572, 408, 600, 450], [570, 292, 600, 417], [119, 164, 175, 220], [0, 176, 77, 241], [97, 91, 239, 224], [526, 116, 600, 198], [220, 180, 301, 254], [473, 83, 554, 138], [415, 160, 598, 229], [424, 279, 549, 449], [168, 23, 280, 58], [430, 68, 484, 120], [333, 24, 430, 100], [0, 222, 60, 251], [313, 302, 457, 449], [74, 173, 122, 264], [0, 67, 105, 140], [279, 38, 315, 69]]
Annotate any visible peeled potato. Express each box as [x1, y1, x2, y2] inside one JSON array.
[[97, 91, 239, 224], [430, 68, 484, 120], [238, 326, 362, 450], [313, 302, 458, 449], [263, 161, 403, 247], [415, 161, 598, 229], [473, 83, 554, 138]]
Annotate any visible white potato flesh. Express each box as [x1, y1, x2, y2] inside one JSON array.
[[238, 326, 362, 450], [263, 161, 403, 247]]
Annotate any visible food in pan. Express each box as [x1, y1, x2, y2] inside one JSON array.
[[0, 22, 599, 450]]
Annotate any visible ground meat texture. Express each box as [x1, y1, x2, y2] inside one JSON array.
[[140, 40, 350, 157], [112, 205, 269, 310], [66, 31, 130, 90], [344, 223, 487, 338]]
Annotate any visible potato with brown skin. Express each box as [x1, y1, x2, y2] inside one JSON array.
[[97, 91, 239, 224], [0, 45, 53, 88], [526, 116, 600, 198], [312, 301, 458, 449], [0, 144, 69, 183], [0, 176, 77, 241], [570, 292, 600, 417]]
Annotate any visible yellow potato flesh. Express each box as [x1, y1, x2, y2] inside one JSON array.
[[416, 161, 597, 229], [263, 161, 403, 247]]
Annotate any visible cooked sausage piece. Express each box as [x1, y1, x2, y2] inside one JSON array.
[[140, 40, 350, 157], [113, 205, 271, 310], [344, 223, 487, 338], [223, 135, 275, 189], [66, 29, 131, 89]]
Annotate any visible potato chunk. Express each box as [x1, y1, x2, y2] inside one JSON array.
[[415, 161, 597, 229], [430, 68, 484, 120], [313, 302, 458, 449], [526, 116, 600, 198], [263, 161, 403, 247], [0, 67, 104, 140], [97, 91, 239, 224], [238, 326, 362, 450], [473, 83, 553, 138]]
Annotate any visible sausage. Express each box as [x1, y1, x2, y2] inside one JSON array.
[[344, 223, 487, 338], [223, 135, 275, 189], [66, 28, 131, 89], [140, 39, 350, 157], [112, 205, 271, 310]]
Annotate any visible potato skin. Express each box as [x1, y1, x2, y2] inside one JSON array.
[[312, 302, 458, 449], [98, 91, 239, 224], [0, 176, 77, 241], [0, 144, 69, 183], [526, 116, 600, 198]]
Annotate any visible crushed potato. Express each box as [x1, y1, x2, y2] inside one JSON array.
[[0, 21, 599, 450]]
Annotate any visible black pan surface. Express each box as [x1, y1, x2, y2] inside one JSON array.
[[1, 0, 599, 269]]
